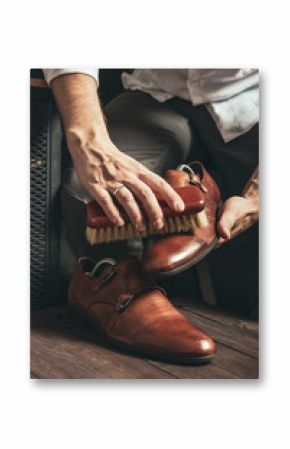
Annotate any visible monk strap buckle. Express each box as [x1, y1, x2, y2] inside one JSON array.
[[100, 270, 117, 287], [190, 178, 208, 193], [116, 293, 136, 313], [116, 286, 166, 313], [178, 163, 208, 193]]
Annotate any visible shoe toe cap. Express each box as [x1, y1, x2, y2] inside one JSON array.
[[193, 336, 216, 357], [134, 316, 216, 360]]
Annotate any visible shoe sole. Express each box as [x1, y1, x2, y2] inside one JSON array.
[[144, 236, 218, 279], [105, 336, 215, 366], [69, 305, 215, 366]]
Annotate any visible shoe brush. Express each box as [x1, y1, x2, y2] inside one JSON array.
[[86, 169, 208, 245]]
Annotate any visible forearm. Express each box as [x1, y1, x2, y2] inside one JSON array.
[[50, 73, 112, 154], [242, 167, 259, 202], [49, 72, 183, 229]]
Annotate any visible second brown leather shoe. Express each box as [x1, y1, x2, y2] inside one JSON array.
[[142, 162, 221, 277], [68, 256, 215, 364]]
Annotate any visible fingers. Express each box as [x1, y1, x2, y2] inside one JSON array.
[[89, 186, 124, 226], [124, 178, 165, 230], [87, 164, 186, 231], [90, 183, 145, 231], [112, 186, 145, 232], [217, 197, 243, 240], [139, 171, 185, 212], [216, 219, 247, 248], [215, 237, 226, 249], [217, 211, 234, 240]]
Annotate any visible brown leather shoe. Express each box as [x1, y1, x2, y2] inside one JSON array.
[[68, 256, 215, 364], [142, 162, 221, 277]]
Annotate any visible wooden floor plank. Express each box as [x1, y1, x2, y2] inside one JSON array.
[[31, 302, 259, 380], [173, 299, 259, 334], [31, 309, 176, 379], [179, 307, 258, 359], [149, 343, 258, 379]]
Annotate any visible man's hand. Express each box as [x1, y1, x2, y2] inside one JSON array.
[[216, 195, 259, 248], [50, 73, 184, 231], [68, 133, 185, 231]]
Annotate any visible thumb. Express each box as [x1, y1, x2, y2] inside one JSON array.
[[217, 204, 236, 240]]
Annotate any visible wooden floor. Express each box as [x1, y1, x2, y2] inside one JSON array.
[[31, 299, 259, 379]]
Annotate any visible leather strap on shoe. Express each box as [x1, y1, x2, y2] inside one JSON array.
[[116, 286, 166, 313], [177, 163, 208, 193], [89, 264, 166, 313]]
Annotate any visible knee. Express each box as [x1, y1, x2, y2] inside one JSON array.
[[105, 91, 193, 166]]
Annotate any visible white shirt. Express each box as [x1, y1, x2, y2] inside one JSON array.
[[43, 68, 259, 142]]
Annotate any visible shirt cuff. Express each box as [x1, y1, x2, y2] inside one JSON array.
[[42, 68, 99, 86]]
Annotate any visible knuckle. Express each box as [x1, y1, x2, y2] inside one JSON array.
[[106, 204, 116, 214], [138, 185, 149, 198], [132, 212, 141, 223], [158, 178, 173, 193], [125, 173, 137, 183], [149, 204, 162, 220], [142, 194, 160, 213], [163, 183, 175, 197], [122, 191, 133, 204], [156, 176, 165, 186], [97, 192, 108, 203], [153, 210, 163, 221]]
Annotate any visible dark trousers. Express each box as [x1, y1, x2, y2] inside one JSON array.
[[61, 91, 258, 313]]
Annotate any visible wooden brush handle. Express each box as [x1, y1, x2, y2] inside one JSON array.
[[87, 185, 204, 229]]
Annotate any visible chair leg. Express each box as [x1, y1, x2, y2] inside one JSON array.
[[196, 259, 217, 306]]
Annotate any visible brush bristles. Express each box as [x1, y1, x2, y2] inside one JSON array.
[[86, 211, 208, 245]]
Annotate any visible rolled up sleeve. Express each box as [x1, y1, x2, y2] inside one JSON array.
[[43, 68, 99, 85]]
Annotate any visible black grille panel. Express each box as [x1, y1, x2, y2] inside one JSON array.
[[30, 87, 63, 309], [30, 100, 49, 308]]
